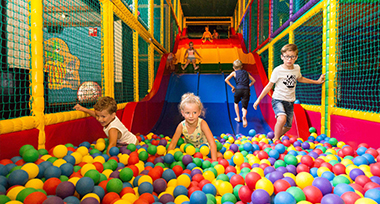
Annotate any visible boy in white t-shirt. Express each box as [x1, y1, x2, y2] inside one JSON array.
[[73, 96, 138, 156], [253, 44, 325, 140]]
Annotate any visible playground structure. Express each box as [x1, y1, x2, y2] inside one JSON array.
[[0, 0, 379, 160]]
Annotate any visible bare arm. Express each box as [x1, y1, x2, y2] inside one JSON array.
[[248, 74, 256, 87], [201, 120, 218, 161], [298, 74, 325, 84], [224, 72, 236, 92], [194, 49, 202, 58], [168, 123, 183, 151], [183, 49, 188, 59], [73, 104, 96, 118], [107, 128, 119, 157], [253, 82, 274, 110]]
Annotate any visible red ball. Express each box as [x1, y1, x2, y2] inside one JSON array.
[[274, 179, 291, 194], [332, 163, 346, 175], [183, 169, 192, 175], [147, 155, 156, 163], [120, 187, 134, 197], [278, 153, 286, 161], [245, 172, 261, 190], [349, 183, 364, 195], [240, 163, 251, 169], [127, 165, 139, 177], [225, 166, 237, 174], [43, 178, 61, 195], [301, 155, 314, 167], [15, 159, 25, 166], [98, 180, 109, 193], [341, 191, 361, 204], [188, 187, 201, 197], [363, 182, 380, 192], [358, 143, 369, 149], [320, 162, 333, 171], [193, 152, 203, 159], [313, 149, 323, 155], [139, 193, 155, 204], [238, 185, 253, 203], [192, 174, 204, 183], [354, 175, 371, 187], [148, 169, 161, 181], [230, 174, 245, 187], [296, 164, 310, 173], [189, 181, 199, 189], [342, 146, 355, 157], [0, 159, 13, 165], [172, 165, 183, 177], [257, 151, 269, 160], [282, 140, 291, 147], [370, 163, 380, 177], [338, 150, 345, 158], [218, 159, 229, 168], [198, 179, 211, 190], [134, 198, 150, 204], [93, 162, 104, 173], [289, 137, 297, 144], [128, 155, 139, 165], [23, 191, 47, 204], [303, 185, 323, 203], [102, 192, 120, 204]]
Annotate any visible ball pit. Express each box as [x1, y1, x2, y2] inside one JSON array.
[[1, 129, 380, 203]]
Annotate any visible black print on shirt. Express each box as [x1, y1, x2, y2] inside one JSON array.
[[283, 75, 296, 88]]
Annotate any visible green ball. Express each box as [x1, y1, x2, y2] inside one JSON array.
[[155, 163, 165, 168], [127, 144, 137, 152], [202, 160, 212, 169], [147, 145, 157, 155], [16, 188, 37, 202], [309, 127, 316, 133], [0, 195, 11, 204], [46, 156, 58, 164], [73, 165, 81, 172], [59, 175, 69, 182], [206, 194, 216, 204], [221, 193, 237, 203], [107, 160, 118, 171], [239, 145, 245, 152], [240, 167, 251, 174], [211, 161, 219, 167], [22, 148, 39, 162], [174, 151, 183, 161], [216, 142, 222, 151], [84, 169, 100, 184], [10, 166, 22, 173], [19, 144, 34, 157], [90, 149, 101, 155], [274, 160, 286, 169], [317, 146, 327, 153], [216, 174, 229, 181], [286, 187, 306, 202], [177, 138, 185, 147], [329, 160, 339, 166], [329, 138, 338, 146], [99, 173, 107, 183], [38, 149, 48, 156], [284, 154, 298, 166], [65, 143, 74, 148], [193, 158, 202, 167], [233, 184, 243, 199], [264, 147, 272, 154], [139, 151, 149, 161], [102, 162, 112, 170], [106, 178, 123, 194], [241, 151, 249, 157], [332, 175, 351, 187]]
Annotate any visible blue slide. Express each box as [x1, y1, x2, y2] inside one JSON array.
[[151, 73, 272, 137]]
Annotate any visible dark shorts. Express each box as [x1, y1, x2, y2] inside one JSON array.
[[234, 89, 250, 109], [272, 98, 294, 128]]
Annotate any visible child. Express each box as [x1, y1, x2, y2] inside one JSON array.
[[167, 93, 221, 161], [182, 42, 202, 71], [73, 96, 138, 156], [201, 27, 213, 43], [253, 44, 325, 140], [166, 52, 176, 71], [225, 59, 256, 128], [213, 29, 219, 39]]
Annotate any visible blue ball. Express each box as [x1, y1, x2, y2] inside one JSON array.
[[186, 163, 197, 170], [294, 100, 300, 104], [76, 177, 95, 196], [275, 144, 286, 154], [173, 185, 188, 197], [356, 147, 368, 156], [0, 184, 6, 194], [79, 141, 91, 149], [0, 175, 8, 189], [334, 183, 355, 196], [8, 169, 29, 186], [202, 183, 217, 196], [60, 163, 74, 177], [162, 169, 176, 182], [190, 191, 207, 204], [102, 154, 109, 161], [109, 147, 119, 156], [353, 156, 369, 166], [362, 153, 376, 164], [364, 188, 380, 203], [274, 191, 296, 204], [138, 182, 154, 195], [243, 143, 253, 152], [133, 175, 142, 187], [44, 166, 61, 179], [63, 155, 76, 165], [321, 171, 335, 181], [39, 161, 53, 169], [268, 150, 280, 160], [10, 156, 23, 163], [164, 154, 175, 164], [0, 165, 9, 176], [310, 167, 319, 178], [92, 186, 105, 200], [249, 129, 256, 136]]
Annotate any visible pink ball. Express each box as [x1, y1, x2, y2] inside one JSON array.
[[340, 191, 361, 204]]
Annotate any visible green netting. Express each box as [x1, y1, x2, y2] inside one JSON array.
[[154, 50, 161, 77], [138, 36, 149, 100], [335, 1, 380, 113], [251, 1, 258, 51], [114, 19, 134, 103], [43, 0, 102, 114], [170, 14, 178, 52], [154, 0, 162, 44], [138, 0, 149, 29], [259, 0, 270, 45], [272, 0, 290, 33], [242, 12, 249, 51], [164, 1, 169, 51], [294, 0, 310, 14], [260, 49, 269, 77], [273, 35, 289, 68], [0, 0, 30, 120], [294, 12, 323, 105]]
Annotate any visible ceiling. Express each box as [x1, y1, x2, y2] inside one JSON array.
[[180, 0, 238, 17]]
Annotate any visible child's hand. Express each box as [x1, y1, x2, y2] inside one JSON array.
[[317, 74, 326, 84], [73, 104, 84, 111], [253, 100, 259, 110], [231, 87, 235, 93]]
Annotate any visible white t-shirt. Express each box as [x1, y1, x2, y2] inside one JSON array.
[[270, 64, 302, 102], [103, 116, 138, 145]]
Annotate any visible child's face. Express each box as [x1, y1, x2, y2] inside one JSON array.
[[95, 109, 116, 127], [181, 103, 201, 125], [205, 27, 209, 31], [281, 50, 298, 67], [189, 43, 193, 49]]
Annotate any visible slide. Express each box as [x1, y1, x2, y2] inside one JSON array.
[[123, 33, 310, 140]]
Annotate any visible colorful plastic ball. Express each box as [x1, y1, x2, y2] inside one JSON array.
[[53, 145, 68, 159], [8, 169, 29, 186], [15, 188, 36, 202], [274, 179, 291, 194], [108, 147, 119, 157], [251, 189, 270, 204], [138, 182, 154, 195], [255, 178, 274, 196], [238, 185, 252, 203], [22, 148, 39, 163], [189, 190, 207, 204], [312, 177, 332, 195], [364, 188, 380, 203], [44, 166, 61, 179], [354, 198, 378, 204], [296, 172, 314, 189], [249, 129, 256, 136], [80, 197, 99, 204], [286, 186, 306, 203], [334, 183, 355, 196], [302, 185, 323, 203], [221, 193, 237, 203], [23, 191, 47, 204], [159, 194, 174, 204], [274, 191, 296, 204], [173, 185, 188, 198], [162, 169, 176, 182], [202, 183, 217, 196], [76, 177, 95, 196], [267, 132, 275, 139], [340, 191, 361, 204], [55, 181, 75, 199], [119, 167, 133, 182], [106, 178, 123, 194], [320, 193, 344, 204]]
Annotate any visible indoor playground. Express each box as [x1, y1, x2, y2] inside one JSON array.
[[1, 0, 380, 203]]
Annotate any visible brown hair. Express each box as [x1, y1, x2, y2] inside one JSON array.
[[93, 96, 117, 114], [281, 44, 299, 55], [233, 59, 243, 70], [179, 93, 205, 117]]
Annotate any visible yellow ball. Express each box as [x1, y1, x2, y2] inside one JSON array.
[[185, 146, 196, 155], [70, 152, 83, 164], [81, 193, 100, 202], [224, 151, 234, 160], [260, 159, 271, 166], [25, 179, 44, 189], [228, 137, 235, 143], [337, 141, 346, 148], [122, 193, 137, 202], [296, 172, 314, 189], [283, 173, 296, 181], [40, 155, 52, 161], [138, 175, 153, 186], [214, 164, 225, 175], [81, 163, 96, 176], [102, 169, 114, 178], [95, 142, 106, 151], [167, 179, 178, 187], [21, 163, 39, 179], [200, 146, 210, 156], [165, 186, 175, 195], [218, 181, 233, 196], [180, 144, 187, 152], [297, 201, 312, 204], [119, 154, 129, 165], [6, 186, 25, 200], [157, 146, 167, 155], [341, 159, 354, 167], [114, 199, 132, 204], [233, 153, 244, 166], [68, 177, 80, 186], [76, 146, 89, 156], [355, 198, 377, 204], [203, 171, 216, 182], [317, 166, 331, 177], [251, 167, 264, 177], [53, 158, 67, 167], [255, 178, 274, 196], [53, 145, 68, 158], [175, 195, 190, 204], [5, 201, 23, 204], [94, 156, 106, 163], [177, 175, 191, 188]]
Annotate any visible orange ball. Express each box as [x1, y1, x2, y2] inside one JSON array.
[[43, 178, 61, 195], [102, 192, 120, 204], [23, 191, 47, 204]]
